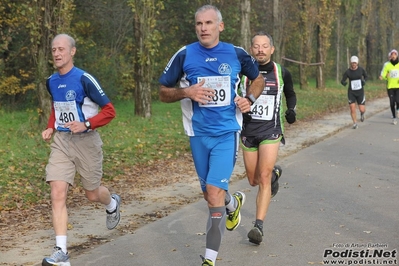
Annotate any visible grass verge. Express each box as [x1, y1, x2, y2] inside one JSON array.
[[0, 80, 387, 210]]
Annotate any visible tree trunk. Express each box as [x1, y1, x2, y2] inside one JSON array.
[[315, 0, 340, 89], [133, 10, 151, 118], [135, 81, 151, 118], [37, 49, 51, 126], [273, 0, 282, 63], [358, 0, 371, 69], [392, 0, 398, 50], [34, 0, 53, 127], [240, 0, 251, 51], [336, 14, 341, 83], [316, 25, 324, 89], [298, 0, 314, 90], [132, 0, 158, 118]]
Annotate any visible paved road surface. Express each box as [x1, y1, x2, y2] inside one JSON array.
[[72, 100, 399, 266]]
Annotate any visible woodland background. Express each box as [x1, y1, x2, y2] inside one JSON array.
[[0, 0, 398, 125]]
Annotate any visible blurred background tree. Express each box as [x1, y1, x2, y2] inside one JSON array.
[[0, 0, 398, 121]]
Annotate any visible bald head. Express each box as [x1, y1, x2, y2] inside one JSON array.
[[51, 34, 76, 74]]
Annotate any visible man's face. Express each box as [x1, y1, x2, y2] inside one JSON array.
[[51, 36, 75, 73], [195, 9, 224, 48], [250, 35, 275, 65], [350, 62, 358, 69], [391, 52, 398, 61]]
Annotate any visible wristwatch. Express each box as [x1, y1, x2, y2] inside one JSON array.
[[245, 94, 256, 105], [84, 120, 91, 129]]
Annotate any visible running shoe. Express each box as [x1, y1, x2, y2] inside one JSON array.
[[247, 222, 264, 245], [352, 123, 358, 129], [271, 165, 282, 198], [106, 193, 121, 230], [393, 119, 397, 125], [360, 112, 365, 122], [42, 246, 70, 266], [226, 191, 246, 231], [200, 255, 214, 266]]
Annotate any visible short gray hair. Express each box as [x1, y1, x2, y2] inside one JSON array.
[[251, 32, 274, 47], [52, 34, 76, 49], [195, 5, 223, 23]]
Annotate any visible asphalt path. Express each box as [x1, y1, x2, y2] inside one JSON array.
[[73, 105, 399, 266]]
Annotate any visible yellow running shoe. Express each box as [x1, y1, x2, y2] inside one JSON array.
[[200, 255, 214, 266], [226, 191, 246, 231]]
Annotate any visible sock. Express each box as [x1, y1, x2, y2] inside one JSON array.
[[255, 219, 263, 228], [225, 192, 236, 212], [204, 249, 218, 264], [105, 197, 117, 213], [224, 192, 231, 206], [255, 219, 264, 230], [206, 206, 226, 253], [56, 235, 67, 253]]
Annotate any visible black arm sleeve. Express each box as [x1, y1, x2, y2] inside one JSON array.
[[341, 71, 348, 86], [282, 67, 296, 109]]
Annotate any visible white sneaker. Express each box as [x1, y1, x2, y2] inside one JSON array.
[[393, 119, 397, 125], [42, 246, 70, 266], [352, 123, 358, 129], [106, 194, 121, 230]]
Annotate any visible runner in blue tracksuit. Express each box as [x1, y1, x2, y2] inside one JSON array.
[[159, 5, 264, 266]]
